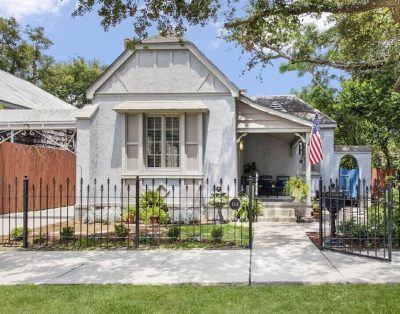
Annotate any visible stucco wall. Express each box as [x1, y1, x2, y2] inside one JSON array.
[[315, 129, 372, 194], [78, 94, 237, 188]]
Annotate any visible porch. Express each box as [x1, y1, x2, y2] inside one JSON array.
[[236, 96, 314, 207]]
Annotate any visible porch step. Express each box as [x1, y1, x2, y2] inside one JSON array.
[[260, 216, 297, 223], [260, 201, 300, 209], [258, 207, 297, 223]]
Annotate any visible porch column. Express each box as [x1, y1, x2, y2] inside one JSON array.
[[305, 132, 312, 217]]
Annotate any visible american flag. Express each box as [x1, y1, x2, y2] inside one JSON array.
[[309, 113, 323, 165]]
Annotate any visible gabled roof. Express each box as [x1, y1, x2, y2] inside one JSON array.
[[239, 95, 313, 128], [0, 69, 74, 110], [86, 35, 240, 99], [250, 95, 336, 125]]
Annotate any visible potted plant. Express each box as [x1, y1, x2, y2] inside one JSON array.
[[123, 207, 136, 223], [140, 190, 168, 224], [311, 197, 320, 219], [283, 177, 309, 220], [143, 206, 168, 224], [243, 162, 257, 176]]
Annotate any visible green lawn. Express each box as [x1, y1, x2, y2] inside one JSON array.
[[1, 284, 399, 313]]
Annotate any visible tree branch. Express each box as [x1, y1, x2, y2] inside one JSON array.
[[225, 0, 400, 28], [252, 42, 386, 71]]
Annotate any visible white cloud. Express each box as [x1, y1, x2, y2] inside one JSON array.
[[0, 0, 71, 18], [208, 38, 222, 49], [300, 13, 334, 31]]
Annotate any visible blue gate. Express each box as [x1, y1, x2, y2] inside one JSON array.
[[338, 167, 359, 199]]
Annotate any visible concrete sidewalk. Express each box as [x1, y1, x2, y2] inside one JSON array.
[[0, 222, 399, 285]]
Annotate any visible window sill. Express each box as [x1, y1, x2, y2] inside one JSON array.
[[122, 171, 204, 179]]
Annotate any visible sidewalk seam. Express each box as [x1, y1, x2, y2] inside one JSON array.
[[319, 249, 347, 283], [41, 255, 99, 285]]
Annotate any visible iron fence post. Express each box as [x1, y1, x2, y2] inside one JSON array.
[[248, 176, 253, 250], [135, 176, 140, 249], [387, 183, 393, 262], [319, 177, 323, 248], [22, 176, 28, 249]]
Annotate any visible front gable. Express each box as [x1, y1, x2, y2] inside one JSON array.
[[87, 41, 239, 99], [237, 97, 312, 133]]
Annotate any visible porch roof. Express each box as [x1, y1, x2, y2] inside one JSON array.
[[0, 109, 77, 130], [249, 95, 336, 126]]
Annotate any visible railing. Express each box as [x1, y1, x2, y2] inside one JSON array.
[[0, 176, 258, 249]]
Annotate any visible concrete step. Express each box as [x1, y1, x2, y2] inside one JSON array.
[[259, 206, 297, 223], [258, 216, 297, 223], [261, 202, 302, 209], [263, 208, 295, 217]]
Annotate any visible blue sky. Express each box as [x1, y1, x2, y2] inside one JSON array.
[[0, 0, 314, 96]]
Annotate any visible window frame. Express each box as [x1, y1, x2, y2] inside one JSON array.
[[145, 114, 181, 169]]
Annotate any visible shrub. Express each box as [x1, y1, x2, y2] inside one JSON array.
[[234, 196, 263, 222], [211, 226, 224, 242], [33, 234, 47, 244], [284, 177, 309, 202], [60, 226, 74, 238], [115, 224, 129, 238], [167, 226, 181, 240], [140, 190, 167, 210], [10, 227, 24, 241]]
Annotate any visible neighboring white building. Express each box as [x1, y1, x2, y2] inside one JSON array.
[[74, 35, 371, 201], [0, 69, 77, 150]]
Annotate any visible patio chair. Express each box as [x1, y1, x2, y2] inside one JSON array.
[[259, 175, 272, 196], [277, 176, 290, 196]]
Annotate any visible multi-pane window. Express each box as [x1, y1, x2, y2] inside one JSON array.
[[165, 117, 180, 167], [146, 116, 180, 168]]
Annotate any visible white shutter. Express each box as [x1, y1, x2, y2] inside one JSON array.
[[185, 114, 199, 171], [126, 114, 140, 171]]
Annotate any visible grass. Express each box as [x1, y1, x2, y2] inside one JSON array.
[[1, 284, 400, 313], [22, 223, 250, 250]]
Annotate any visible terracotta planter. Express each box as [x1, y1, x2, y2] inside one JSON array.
[[150, 216, 159, 224], [312, 212, 320, 220], [128, 213, 135, 224]]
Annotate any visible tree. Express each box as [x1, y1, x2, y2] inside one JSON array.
[[0, 17, 54, 84], [41, 57, 105, 108], [296, 67, 400, 169], [73, 1, 400, 91], [0, 17, 105, 108]]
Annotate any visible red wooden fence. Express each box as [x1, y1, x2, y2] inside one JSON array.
[[371, 168, 396, 197], [0, 142, 76, 213]]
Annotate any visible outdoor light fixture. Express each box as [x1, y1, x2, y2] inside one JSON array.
[[239, 141, 244, 151]]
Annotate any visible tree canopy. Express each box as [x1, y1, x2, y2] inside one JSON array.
[[73, 0, 400, 91], [0, 17, 105, 108]]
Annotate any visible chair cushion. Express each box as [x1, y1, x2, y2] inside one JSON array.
[[277, 177, 288, 188]]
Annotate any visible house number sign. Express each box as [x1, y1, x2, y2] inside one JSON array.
[[229, 198, 241, 210]]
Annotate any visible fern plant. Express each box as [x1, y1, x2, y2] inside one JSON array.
[[283, 177, 309, 202]]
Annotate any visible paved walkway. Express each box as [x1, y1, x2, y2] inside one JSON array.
[[0, 222, 399, 285]]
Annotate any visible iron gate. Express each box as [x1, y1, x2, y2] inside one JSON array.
[[318, 178, 394, 261]]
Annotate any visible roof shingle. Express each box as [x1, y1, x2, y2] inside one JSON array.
[[249, 95, 336, 125]]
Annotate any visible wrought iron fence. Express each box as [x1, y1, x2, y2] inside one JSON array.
[[318, 178, 396, 261], [0, 176, 257, 249]]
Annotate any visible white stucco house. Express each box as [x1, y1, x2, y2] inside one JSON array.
[[75, 35, 371, 202]]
